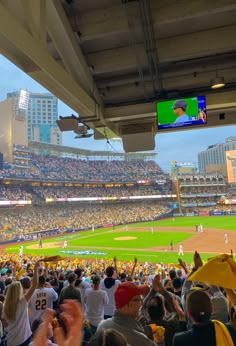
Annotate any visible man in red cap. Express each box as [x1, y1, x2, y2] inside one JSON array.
[[97, 281, 156, 345]]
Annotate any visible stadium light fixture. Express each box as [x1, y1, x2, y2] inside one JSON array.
[[13, 89, 29, 120], [211, 74, 225, 89], [18, 89, 29, 110]]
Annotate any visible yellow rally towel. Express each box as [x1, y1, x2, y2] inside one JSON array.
[[212, 320, 233, 346], [188, 254, 236, 289], [15, 268, 26, 280], [149, 324, 165, 344]]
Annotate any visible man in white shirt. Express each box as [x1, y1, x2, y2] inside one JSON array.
[[100, 266, 121, 319], [74, 268, 91, 309], [29, 275, 58, 325], [84, 275, 109, 330]]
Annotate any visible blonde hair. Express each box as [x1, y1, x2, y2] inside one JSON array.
[[3, 281, 23, 322]]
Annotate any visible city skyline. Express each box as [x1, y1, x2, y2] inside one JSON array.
[[0, 54, 235, 171]]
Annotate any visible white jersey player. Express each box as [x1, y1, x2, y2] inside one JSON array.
[[19, 245, 23, 257], [224, 233, 228, 244], [29, 277, 58, 325], [63, 240, 68, 248], [178, 244, 184, 256]]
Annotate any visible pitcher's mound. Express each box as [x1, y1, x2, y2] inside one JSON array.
[[114, 236, 137, 241]]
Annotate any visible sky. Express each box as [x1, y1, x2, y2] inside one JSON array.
[[0, 54, 235, 171]]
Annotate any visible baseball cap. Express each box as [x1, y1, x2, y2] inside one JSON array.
[[176, 269, 182, 276], [115, 282, 149, 309], [187, 290, 212, 323], [172, 100, 187, 110], [0, 268, 8, 275]]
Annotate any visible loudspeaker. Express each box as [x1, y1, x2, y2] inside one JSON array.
[[120, 124, 155, 152], [0, 153, 3, 170]]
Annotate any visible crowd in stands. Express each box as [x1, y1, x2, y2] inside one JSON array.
[[183, 205, 236, 213], [0, 203, 170, 240], [0, 184, 172, 203], [180, 186, 226, 195], [178, 174, 225, 185], [181, 197, 218, 204], [0, 251, 235, 345], [33, 185, 169, 200], [0, 187, 32, 201], [3, 155, 166, 182]]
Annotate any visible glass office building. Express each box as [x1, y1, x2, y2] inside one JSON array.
[[198, 137, 236, 172], [7, 91, 62, 145]]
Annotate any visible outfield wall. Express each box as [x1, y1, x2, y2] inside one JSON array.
[[174, 210, 236, 217]]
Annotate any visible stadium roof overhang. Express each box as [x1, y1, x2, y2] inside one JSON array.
[[0, 0, 236, 151], [29, 141, 157, 160]]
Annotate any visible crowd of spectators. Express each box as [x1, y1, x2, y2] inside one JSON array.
[[181, 197, 218, 205], [0, 202, 170, 240], [0, 186, 32, 201], [0, 251, 235, 345], [3, 155, 166, 182], [33, 185, 168, 200], [178, 174, 225, 185], [180, 186, 226, 195], [183, 204, 236, 213], [0, 184, 172, 204]]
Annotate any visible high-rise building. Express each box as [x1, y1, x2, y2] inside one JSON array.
[[198, 137, 236, 172], [0, 97, 28, 163], [7, 91, 62, 145]]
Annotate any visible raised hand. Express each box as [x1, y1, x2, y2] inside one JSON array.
[[178, 258, 188, 274], [193, 251, 203, 269], [31, 308, 55, 346], [54, 300, 83, 346], [152, 274, 164, 293]]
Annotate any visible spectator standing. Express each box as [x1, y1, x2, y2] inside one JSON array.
[[74, 268, 91, 308], [58, 273, 81, 305], [3, 261, 39, 346], [100, 266, 121, 319], [84, 275, 109, 333], [173, 290, 236, 346], [97, 282, 156, 346], [29, 275, 58, 325]]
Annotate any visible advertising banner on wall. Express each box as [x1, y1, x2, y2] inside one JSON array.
[[209, 211, 225, 216], [198, 211, 209, 216], [228, 211, 236, 215]]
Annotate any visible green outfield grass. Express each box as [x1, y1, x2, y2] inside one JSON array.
[[129, 216, 236, 230], [4, 216, 236, 262]]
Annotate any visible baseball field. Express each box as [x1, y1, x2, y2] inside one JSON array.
[[4, 216, 236, 263]]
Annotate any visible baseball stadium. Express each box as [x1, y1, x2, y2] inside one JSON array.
[[1, 2, 236, 345], [0, 142, 235, 264]]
